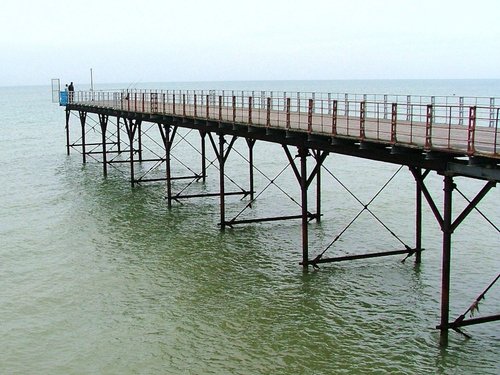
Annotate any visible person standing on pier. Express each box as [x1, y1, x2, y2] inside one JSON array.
[[68, 82, 74, 103]]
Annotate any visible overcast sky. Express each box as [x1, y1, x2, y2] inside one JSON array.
[[1, 0, 499, 86]]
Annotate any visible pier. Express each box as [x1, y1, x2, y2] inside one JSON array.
[[56, 86, 499, 344]]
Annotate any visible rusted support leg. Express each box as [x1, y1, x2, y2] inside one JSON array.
[[79, 111, 87, 164], [138, 121, 143, 162], [200, 130, 207, 182], [124, 118, 139, 187], [219, 133, 226, 230], [246, 138, 256, 202], [299, 147, 309, 268], [440, 174, 454, 346], [99, 114, 109, 177], [158, 123, 177, 209], [116, 116, 122, 154], [313, 149, 322, 223], [415, 168, 423, 263], [65, 108, 70, 155]]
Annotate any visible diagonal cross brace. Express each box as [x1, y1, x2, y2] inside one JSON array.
[[411, 167, 496, 233], [282, 145, 327, 189]]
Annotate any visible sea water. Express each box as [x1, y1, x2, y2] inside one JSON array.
[[0, 80, 499, 374]]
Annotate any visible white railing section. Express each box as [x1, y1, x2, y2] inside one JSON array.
[[69, 89, 500, 158]]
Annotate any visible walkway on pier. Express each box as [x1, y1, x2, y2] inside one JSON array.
[[60, 88, 499, 346], [69, 89, 499, 161]]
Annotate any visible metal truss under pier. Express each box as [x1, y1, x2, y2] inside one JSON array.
[[61, 89, 499, 345]]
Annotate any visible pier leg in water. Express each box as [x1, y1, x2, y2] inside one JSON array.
[[219, 133, 226, 230], [200, 130, 207, 183], [158, 123, 177, 209], [65, 108, 70, 155], [440, 174, 454, 346], [246, 138, 256, 203], [415, 167, 423, 264], [116, 116, 122, 154], [79, 111, 87, 164], [99, 114, 109, 177], [300, 147, 309, 268], [124, 118, 140, 187]]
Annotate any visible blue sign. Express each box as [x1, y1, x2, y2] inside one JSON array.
[[59, 91, 68, 106]]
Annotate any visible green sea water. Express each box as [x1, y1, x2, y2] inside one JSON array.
[[1, 81, 499, 374]]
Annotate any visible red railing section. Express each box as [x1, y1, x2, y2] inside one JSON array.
[[70, 89, 500, 159]]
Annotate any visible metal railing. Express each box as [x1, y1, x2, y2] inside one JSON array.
[[68, 89, 500, 158]]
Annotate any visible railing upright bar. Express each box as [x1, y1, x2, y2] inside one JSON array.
[[360, 101, 366, 140], [467, 106, 477, 155], [391, 103, 397, 144], [332, 100, 338, 136], [425, 104, 433, 150]]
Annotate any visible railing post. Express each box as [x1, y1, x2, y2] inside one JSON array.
[[172, 94, 176, 115], [182, 94, 186, 116], [332, 100, 338, 136], [308, 99, 313, 133], [406, 95, 411, 121], [459, 97, 464, 125], [425, 104, 433, 150], [232, 95, 236, 123], [142, 92, 145, 112], [194, 94, 197, 117], [286, 97, 291, 129], [248, 96, 253, 124], [391, 103, 398, 144], [267, 97, 271, 127], [206, 94, 210, 119], [489, 97, 495, 128], [360, 101, 366, 140], [218, 95, 222, 121], [467, 106, 477, 155], [383, 94, 388, 119]]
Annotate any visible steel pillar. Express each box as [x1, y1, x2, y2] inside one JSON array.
[[440, 174, 454, 345], [124, 118, 140, 187], [65, 108, 70, 155], [200, 130, 207, 182], [415, 168, 423, 263], [158, 123, 177, 209], [299, 147, 309, 267], [138, 121, 143, 162], [219, 133, 226, 230], [116, 116, 122, 153], [313, 149, 322, 223], [246, 138, 256, 202], [99, 114, 109, 177], [78, 111, 87, 164]]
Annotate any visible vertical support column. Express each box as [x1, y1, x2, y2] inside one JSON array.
[[99, 114, 109, 177], [65, 108, 71, 155], [138, 121, 143, 162], [200, 130, 207, 182], [246, 138, 256, 202], [315, 150, 322, 223], [415, 168, 423, 264], [219, 133, 226, 230], [440, 174, 454, 345], [124, 118, 139, 187], [116, 116, 122, 153], [79, 111, 87, 164], [299, 147, 309, 268], [158, 123, 177, 208]]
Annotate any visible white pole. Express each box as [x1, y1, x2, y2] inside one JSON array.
[[90, 68, 94, 92]]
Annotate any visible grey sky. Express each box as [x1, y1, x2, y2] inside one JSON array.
[[1, 0, 499, 86]]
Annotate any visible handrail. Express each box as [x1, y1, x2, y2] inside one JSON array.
[[67, 89, 500, 159]]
